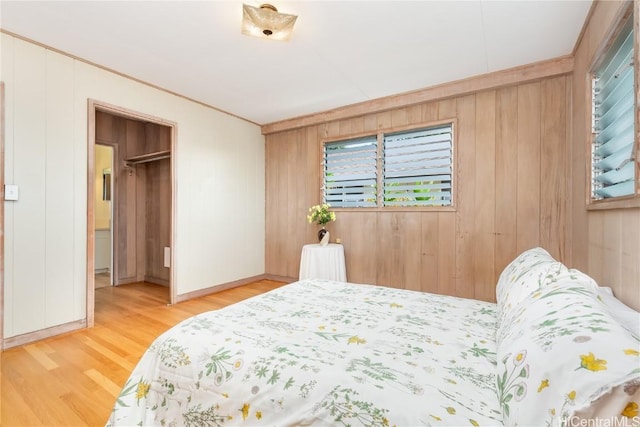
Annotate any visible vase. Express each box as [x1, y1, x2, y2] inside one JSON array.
[[318, 227, 330, 246]]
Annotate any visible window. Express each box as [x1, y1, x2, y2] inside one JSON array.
[[324, 136, 378, 208], [591, 15, 635, 200], [383, 124, 453, 206], [323, 122, 454, 208]]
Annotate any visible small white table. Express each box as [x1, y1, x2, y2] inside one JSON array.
[[299, 243, 347, 282]]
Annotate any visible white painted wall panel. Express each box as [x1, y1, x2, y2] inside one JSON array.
[[71, 61, 91, 321], [171, 103, 265, 293], [1, 34, 16, 336], [2, 35, 265, 339], [44, 50, 77, 327], [11, 39, 47, 335]]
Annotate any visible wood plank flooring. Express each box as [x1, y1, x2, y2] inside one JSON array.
[[1, 279, 285, 426]]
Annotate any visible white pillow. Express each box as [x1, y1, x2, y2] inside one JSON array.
[[496, 274, 640, 426], [596, 287, 640, 338], [495, 247, 558, 310]]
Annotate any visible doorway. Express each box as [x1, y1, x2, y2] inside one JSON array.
[[94, 144, 113, 289], [86, 100, 176, 328]]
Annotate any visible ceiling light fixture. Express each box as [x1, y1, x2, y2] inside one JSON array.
[[241, 3, 298, 41]]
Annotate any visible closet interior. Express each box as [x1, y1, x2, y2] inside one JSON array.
[[95, 110, 172, 288]]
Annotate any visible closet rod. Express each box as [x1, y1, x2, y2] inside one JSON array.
[[124, 150, 171, 166]]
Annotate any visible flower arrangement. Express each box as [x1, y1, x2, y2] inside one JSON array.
[[307, 203, 336, 227]]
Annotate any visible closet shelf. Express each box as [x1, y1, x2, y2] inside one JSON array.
[[124, 150, 171, 166]]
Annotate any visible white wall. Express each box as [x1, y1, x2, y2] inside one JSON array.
[[1, 34, 265, 338]]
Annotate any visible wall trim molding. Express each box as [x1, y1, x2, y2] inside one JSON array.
[[173, 274, 278, 303], [261, 55, 574, 135], [3, 319, 86, 350], [263, 274, 297, 283], [0, 29, 258, 127]]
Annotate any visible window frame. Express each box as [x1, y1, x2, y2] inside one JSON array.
[[587, 5, 640, 210], [320, 119, 457, 212]]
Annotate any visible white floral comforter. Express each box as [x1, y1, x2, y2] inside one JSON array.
[[107, 279, 501, 426]]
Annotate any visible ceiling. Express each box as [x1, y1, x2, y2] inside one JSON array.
[[0, 0, 593, 126]]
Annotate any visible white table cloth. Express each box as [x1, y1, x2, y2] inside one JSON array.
[[299, 243, 347, 282]]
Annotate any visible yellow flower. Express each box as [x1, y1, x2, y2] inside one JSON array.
[[135, 381, 151, 400], [623, 349, 640, 356], [348, 335, 366, 345], [622, 402, 639, 418], [538, 379, 549, 392], [514, 351, 527, 366], [307, 204, 336, 226], [222, 393, 229, 398], [579, 352, 608, 371], [470, 420, 479, 426], [256, 411, 263, 420], [318, 325, 325, 330], [430, 415, 442, 421], [567, 390, 576, 402], [446, 407, 456, 415], [390, 303, 403, 308], [240, 403, 250, 420]]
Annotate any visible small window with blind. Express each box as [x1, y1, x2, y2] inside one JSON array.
[[324, 136, 378, 208], [591, 15, 635, 201], [383, 124, 453, 207], [323, 122, 454, 208]]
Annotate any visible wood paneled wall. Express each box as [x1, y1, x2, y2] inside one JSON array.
[[265, 75, 570, 302], [571, 0, 640, 311], [145, 157, 171, 285], [95, 111, 171, 286]]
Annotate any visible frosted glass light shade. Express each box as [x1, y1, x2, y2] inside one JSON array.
[[241, 3, 297, 41]]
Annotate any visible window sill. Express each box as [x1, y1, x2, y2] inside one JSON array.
[[332, 206, 457, 213], [587, 196, 640, 211]]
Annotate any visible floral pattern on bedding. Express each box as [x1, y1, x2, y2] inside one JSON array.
[[107, 280, 501, 426], [495, 249, 640, 426]]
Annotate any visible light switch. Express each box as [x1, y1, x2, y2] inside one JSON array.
[[5, 184, 19, 201]]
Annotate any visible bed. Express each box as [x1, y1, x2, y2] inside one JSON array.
[[107, 248, 640, 426]]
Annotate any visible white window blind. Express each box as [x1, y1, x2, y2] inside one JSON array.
[[383, 124, 453, 206], [592, 16, 635, 200], [324, 136, 378, 207]]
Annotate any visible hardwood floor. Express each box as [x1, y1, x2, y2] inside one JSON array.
[[94, 273, 110, 289], [1, 279, 285, 426]]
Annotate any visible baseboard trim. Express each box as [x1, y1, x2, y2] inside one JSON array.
[[144, 276, 170, 287], [2, 274, 299, 350], [3, 319, 86, 350], [174, 274, 272, 303], [264, 274, 297, 283]]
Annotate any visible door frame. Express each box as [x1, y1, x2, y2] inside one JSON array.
[[86, 99, 177, 327]]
